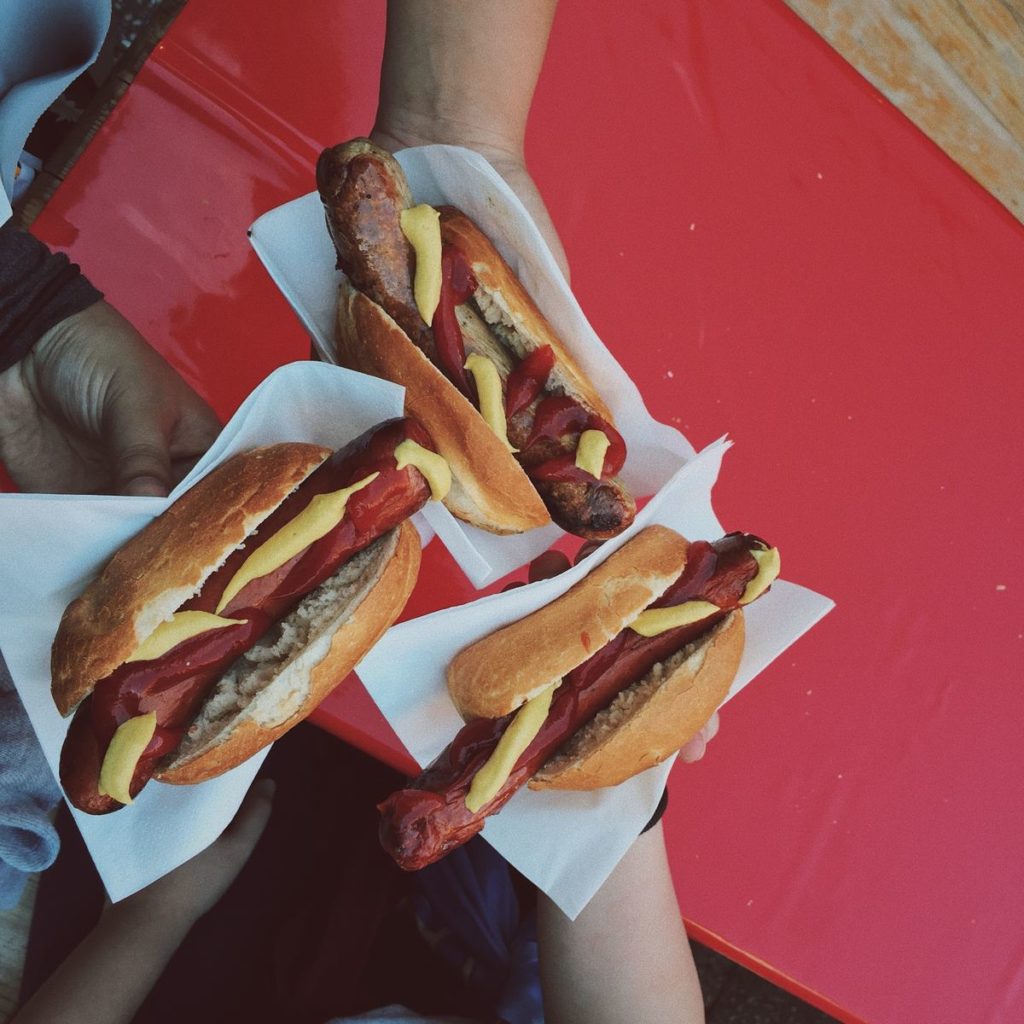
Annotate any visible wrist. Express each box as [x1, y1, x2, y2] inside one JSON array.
[[101, 895, 199, 945], [370, 108, 524, 165]]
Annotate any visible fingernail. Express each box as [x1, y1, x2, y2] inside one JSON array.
[[680, 736, 706, 763]]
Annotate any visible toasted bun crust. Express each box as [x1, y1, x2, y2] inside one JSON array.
[[438, 208, 615, 425], [530, 612, 744, 791], [335, 276, 550, 534], [50, 444, 331, 716], [155, 521, 421, 784], [447, 526, 690, 719]]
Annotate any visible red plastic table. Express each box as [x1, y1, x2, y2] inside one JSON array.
[[23, 2, 1024, 1021]]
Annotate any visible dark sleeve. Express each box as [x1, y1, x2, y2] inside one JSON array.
[[0, 220, 104, 373]]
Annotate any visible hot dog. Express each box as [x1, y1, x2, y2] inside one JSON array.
[[316, 138, 636, 540], [52, 418, 450, 814], [378, 526, 779, 869]]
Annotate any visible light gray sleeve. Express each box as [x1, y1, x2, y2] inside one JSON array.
[[0, 0, 110, 219], [0, 651, 62, 910]]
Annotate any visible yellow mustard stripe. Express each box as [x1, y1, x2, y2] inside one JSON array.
[[97, 712, 157, 805], [215, 473, 378, 614], [465, 683, 557, 813]]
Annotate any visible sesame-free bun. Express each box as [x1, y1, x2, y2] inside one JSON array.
[[323, 138, 632, 538], [529, 612, 744, 790], [50, 443, 331, 717], [446, 526, 691, 720], [438, 207, 614, 424], [335, 275, 550, 534], [156, 521, 420, 784]]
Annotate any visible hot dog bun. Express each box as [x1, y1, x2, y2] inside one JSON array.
[[336, 276, 548, 534], [378, 528, 770, 868], [51, 443, 331, 717], [447, 525, 690, 719], [320, 138, 635, 539], [437, 208, 613, 425], [446, 527, 745, 791], [155, 521, 420, 783], [52, 435, 429, 807], [529, 612, 743, 790]]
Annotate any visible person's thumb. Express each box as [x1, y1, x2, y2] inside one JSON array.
[[104, 391, 172, 497]]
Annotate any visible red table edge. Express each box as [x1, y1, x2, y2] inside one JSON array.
[[308, 675, 866, 1022], [306, 677, 418, 777], [686, 920, 868, 1024]]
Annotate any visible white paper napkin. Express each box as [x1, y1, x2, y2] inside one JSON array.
[[249, 144, 698, 587], [0, 361, 413, 902], [0, 361, 832, 915], [357, 443, 834, 918]]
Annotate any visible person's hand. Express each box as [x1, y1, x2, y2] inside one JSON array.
[[369, 0, 565, 279], [9, 781, 275, 1024], [678, 710, 719, 763], [104, 778, 275, 933], [0, 300, 221, 496], [370, 124, 570, 283]]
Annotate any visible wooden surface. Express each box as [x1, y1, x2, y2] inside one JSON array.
[[13, 0, 187, 229], [783, 0, 1024, 222]]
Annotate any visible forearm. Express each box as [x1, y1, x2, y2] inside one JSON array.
[[374, 0, 558, 155], [371, 0, 568, 278], [12, 781, 274, 1024], [537, 823, 705, 1024], [11, 904, 192, 1024]]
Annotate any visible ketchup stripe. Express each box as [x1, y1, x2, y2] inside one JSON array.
[[442, 240, 628, 484], [63, 420, 435, 811], [378, 534, 764, 869]]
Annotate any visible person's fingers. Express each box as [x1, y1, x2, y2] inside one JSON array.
[[167, 393, 222, 485], [679, 712, 721, 764], [168, 430, 219, 486], [703, 710, 721, 743], [103, 389, 173, 497], [679, 732, 707, 764]]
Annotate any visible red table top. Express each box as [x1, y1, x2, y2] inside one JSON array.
[[25, 2, 1024, 1021]]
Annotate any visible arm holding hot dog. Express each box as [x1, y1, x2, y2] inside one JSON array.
[[9, 779, 275, 1024], [538, 820, 706, 1024], [1, 3, 219, 501], [369, 0, 568, 279]]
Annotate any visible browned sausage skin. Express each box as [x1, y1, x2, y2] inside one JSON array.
[[508, 407, 634, 538], [317, 140, 432, 356], [317, 138, 636, 540], [378, 534, 765, 869], [60, 419, 436, 813]]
